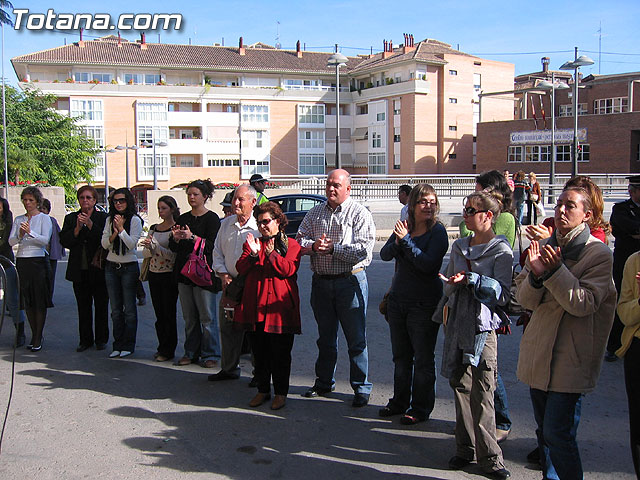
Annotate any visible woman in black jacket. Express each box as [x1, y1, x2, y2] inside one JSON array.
[[59, 186, 109, 352]]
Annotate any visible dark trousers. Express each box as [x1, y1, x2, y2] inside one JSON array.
[[249, 328, 294, 396], [148, 271, 178, 359], [625, 337, 640, 478], [73, 269, 109, 347], [609, 272, 625, 354], [526, 200, 538, 225]]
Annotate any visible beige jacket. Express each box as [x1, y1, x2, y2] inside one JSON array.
[[616, 251, 640, 357], [515, 232, 616, 394]]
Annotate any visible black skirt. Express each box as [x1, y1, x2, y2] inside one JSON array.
[[16, 257, 53, 310]]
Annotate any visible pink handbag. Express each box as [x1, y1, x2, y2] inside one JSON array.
[[180, 237, 213, 287]]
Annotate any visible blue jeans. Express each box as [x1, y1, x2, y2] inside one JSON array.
[[530, 388, 583, 480], [178, 283, 220, 360], [387, 296, 439, 420], [495, 372, 512, 431], [105, 262, 139, 352], [516, 201, 525, 225], [310, 270, 372, 394]]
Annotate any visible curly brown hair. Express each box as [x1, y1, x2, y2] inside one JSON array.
[[253, 201, 289, 231]]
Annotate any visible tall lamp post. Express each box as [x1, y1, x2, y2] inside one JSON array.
[[115, 142, 138, 189], [104, 147, 115, 203], [327, 47, 348, 170], [142, 140, 167, 190], [560, 48, 594, 177], [537, 75, 569, 204]]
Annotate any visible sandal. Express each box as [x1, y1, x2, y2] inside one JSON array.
[[400, 414, 422, 425]]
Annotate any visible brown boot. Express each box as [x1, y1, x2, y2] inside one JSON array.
[[249, 392, 271, 407], [270, 395, 286, 410]]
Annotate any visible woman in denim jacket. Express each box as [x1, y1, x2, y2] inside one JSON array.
[[441, 189, 513, 480]]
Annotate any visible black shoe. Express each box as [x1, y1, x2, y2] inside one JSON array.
[[303, 385, 335, 398], [352, 393, 369, 407], [30, 338, 43, 352], [604, 351, 617, 362], [95, 343, 107, 351], [526, 447, 541, 465], [487, 468, 511, 480], [248, 377, 258, 388], [76, 344, 91, 352], [378, 405, 403, 417], [207, 371, 240, 382], [448, 456, 471, 470]]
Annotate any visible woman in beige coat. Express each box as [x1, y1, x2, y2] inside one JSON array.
[[515, 187, 616, 480]]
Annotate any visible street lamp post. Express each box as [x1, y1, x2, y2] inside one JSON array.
[[115, 142, 138, 189], [537, 75, 569, 204], [104, 147, 115, 202], [560, 48, 594, 177], [142, 140, 167, 190], [327, 47, 348, 170]]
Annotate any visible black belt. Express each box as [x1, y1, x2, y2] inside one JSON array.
[[106, 260, 137, 269], [315, 267, 364, 280]]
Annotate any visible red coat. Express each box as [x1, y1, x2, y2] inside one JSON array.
[[234, 237, 301, 334]]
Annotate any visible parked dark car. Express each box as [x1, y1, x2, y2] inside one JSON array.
[[269, 194, 326, 237]]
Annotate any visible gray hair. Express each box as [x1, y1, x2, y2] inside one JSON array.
[[236, 183, 257, 201]]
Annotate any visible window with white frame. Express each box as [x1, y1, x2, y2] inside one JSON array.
[[74, 72, 113, 83], [241, 158, 270, 177], [242, 130, 265, 149], [376, 112, 385, 122], [299, 130, 324, 149], [594, 97, 628, 114], [71, 100, 103, 121], [473, 73, 481, 90], [242, 104, 269, 124], [124, 73, 161, 85], [299, 154, 325, 175], [298, 105, 324, 124], [137, 103, 167, 122], [393, 100, 401, 115], [138, 153, 169, 180], [138, 126, 168, 145], [393, 127, 400, 143], [170, 155, 197, 168], [207, 157, 240, 167], [372, 131, 382, 148], [578, 144, 590, 161], [559, 103, 587, 117], [393, 153, 400, 169], [79, 126, 105, 180], [508, 146, 522, 162], [368, 153, 386, 175], [449, 125, 457, 132], [556, 145, 571, 162], [357, 104, 368, 115], [449, 98, 458, 104], [524, 145, 548, 162], [449, 70, 458, 76]]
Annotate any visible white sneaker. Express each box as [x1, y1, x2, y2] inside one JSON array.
[[119, 351, 132, 358], [109, 350, 121, 358]]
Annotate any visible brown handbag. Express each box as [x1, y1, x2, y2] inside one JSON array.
[[91, 247, 108, 269]]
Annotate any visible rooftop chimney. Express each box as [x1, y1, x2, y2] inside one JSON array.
[[402, 33, 416, 54], [140, 32, 147, 50], [239, 36, 245, 56], [296, 40, 302, 58], [382, 39, 393, 59], [541, 57, 550, 73], [117, 32, 122, 48], [78, 28, 85, 48]]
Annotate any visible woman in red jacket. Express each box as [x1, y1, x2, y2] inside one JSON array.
[[235, 201, 301, 411]]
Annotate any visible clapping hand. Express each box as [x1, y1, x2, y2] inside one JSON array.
[[113, 214, 125, 233], [525, 224, 553, 242], [528, 240, 562, 277], [635, 272, 640, 293], [394, 220, 408, 243], [19, 220, 30, 237], [313, 233, 334, 255], [246, 233, 261, 256], [77, 212, 93, 230]]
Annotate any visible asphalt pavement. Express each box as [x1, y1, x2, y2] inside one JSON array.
[[0, 206, 634, 479]]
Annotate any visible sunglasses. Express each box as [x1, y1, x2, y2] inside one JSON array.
[[257, 218, 274, 226], [462, 206, 488, 217], [113, 197, 127, 204]]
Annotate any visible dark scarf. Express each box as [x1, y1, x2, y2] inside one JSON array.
[[261, 231, 289, 256], [111, 214, 136, 256]]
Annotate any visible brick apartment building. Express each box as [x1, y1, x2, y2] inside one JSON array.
[[477, 58, 640, 175], [12, 34, 514, 200]]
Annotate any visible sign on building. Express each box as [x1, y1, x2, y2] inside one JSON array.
[[510, 128, 587, 145]]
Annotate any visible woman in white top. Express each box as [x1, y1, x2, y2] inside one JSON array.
[[142, 195, 179, 362], [101, 188, 143, 358], [9, 186, 53, 352]]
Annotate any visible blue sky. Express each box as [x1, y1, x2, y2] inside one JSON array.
[[3, 0, 640, 84]]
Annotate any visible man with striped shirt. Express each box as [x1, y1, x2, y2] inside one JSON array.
[[296, 169, 376, 407]]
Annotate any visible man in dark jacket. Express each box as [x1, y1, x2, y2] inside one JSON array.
[[59, 186, 109, 352], [608, 175, 640, 360]]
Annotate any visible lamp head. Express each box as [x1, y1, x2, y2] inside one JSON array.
[[327, 53, 348, 68]]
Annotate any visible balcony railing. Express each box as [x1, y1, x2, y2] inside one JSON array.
[[282, 85, 350, 93]]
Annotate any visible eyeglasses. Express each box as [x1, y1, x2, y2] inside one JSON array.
[[78, 195, 94, 200], [462, 206, 489, 217], [417, 200, 437, 207], [257, 218, 274, 226], [113, 197, 127, 204]]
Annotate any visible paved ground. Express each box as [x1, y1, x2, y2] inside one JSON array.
[[0, 204, 634, 479]]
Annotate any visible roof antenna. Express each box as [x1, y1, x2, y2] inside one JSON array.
[[275, 20, 281, 49]]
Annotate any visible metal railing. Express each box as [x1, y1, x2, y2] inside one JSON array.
[[268, 173, 632, 201]]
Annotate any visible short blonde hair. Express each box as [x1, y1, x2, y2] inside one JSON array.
[[529, 172, 537, 180]]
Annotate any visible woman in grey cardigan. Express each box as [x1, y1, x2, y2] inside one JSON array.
[[440, 189, 513, 480]]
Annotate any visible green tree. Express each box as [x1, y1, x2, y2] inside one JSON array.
[[0, 85, 98, 200]]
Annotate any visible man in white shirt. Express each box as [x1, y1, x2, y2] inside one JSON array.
[[209, 185, 259, 381], [398, 184, 411, 221]]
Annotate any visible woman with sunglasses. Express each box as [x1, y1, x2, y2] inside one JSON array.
[[101, 188, 143, 358], [169, 179, 221, 368], [441, 189, 513, 480], [233, 201, 301, 410], [9, 186, 52, 352], [379, 184, 448, 425]]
